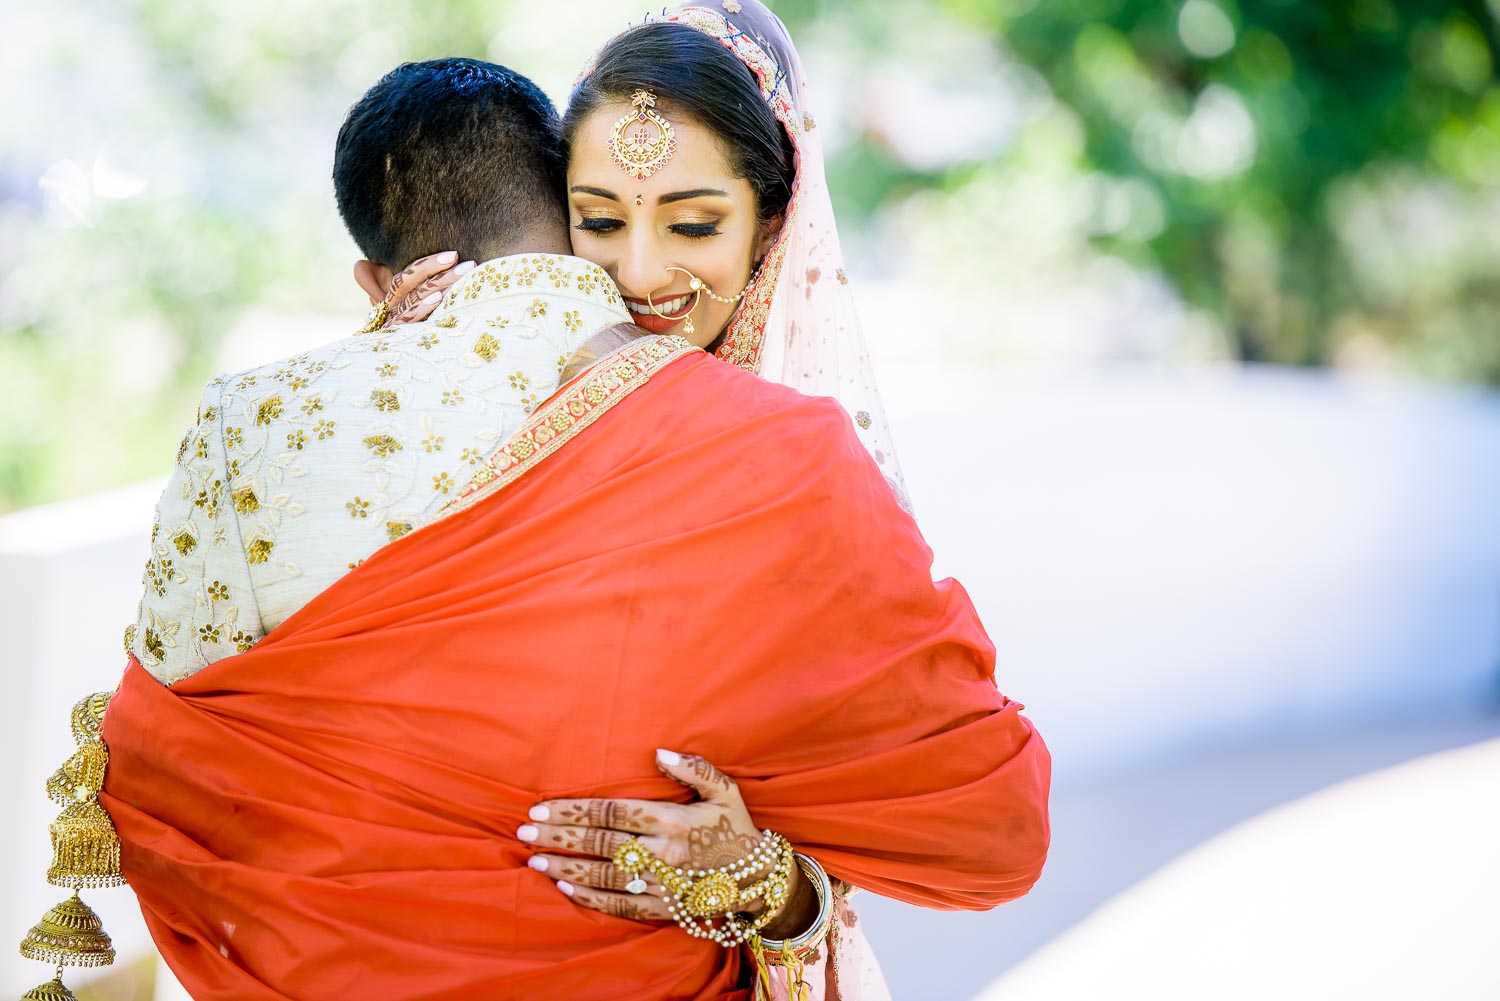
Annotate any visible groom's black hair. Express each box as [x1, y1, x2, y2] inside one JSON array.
[[334, 57, 565, 269]]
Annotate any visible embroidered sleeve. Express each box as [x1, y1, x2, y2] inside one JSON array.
[[126, 376, 264, 685]]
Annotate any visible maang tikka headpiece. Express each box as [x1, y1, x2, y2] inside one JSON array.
[[609, 89, 676, 181]]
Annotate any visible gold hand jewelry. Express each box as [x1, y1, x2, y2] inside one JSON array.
[[612, 831, 793, 948]]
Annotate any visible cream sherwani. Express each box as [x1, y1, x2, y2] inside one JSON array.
[[126, 253, 629, 684]]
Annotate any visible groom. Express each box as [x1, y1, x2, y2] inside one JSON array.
[[88, 56, 1049, 1000], [119, 57, 639, 686]]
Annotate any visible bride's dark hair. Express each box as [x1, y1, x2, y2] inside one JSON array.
[[563, 22, 796, 227]]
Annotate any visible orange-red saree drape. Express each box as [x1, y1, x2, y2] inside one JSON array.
[[100, 349, 1050, 1001]]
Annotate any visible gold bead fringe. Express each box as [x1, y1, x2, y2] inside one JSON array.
[[17, 691, 123, 999]]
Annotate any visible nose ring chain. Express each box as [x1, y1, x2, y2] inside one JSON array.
[[645, 265, 763, 339]]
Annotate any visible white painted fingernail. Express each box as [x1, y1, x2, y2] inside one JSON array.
[[557, 880, 575, 897], [528, 805, 550, 822], [517, 825, 539, 842], [421, 291, 443, 305], [435, 251, 458, 264], [453, 260, 477, 275], [656, 748, 681, 766], [528, 855, 549, 872]]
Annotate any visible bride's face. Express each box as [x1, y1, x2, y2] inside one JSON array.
[[567, 103, 773, 348]]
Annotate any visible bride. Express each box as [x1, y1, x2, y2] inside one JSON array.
[[358, 4, 1048, 998]]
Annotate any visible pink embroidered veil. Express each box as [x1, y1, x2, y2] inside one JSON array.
[[580, 1, 911, 512]]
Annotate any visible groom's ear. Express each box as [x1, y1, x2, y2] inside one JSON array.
[[352, 259, 394, 305]]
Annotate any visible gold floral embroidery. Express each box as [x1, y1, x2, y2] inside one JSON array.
[[232, 485, 259, 514], [474, 332, 501, 361], [144, 554, 179, 597], [363, 433, 402, 457], [134, 253, 630, 685], [255, 395, 284, 425], [142, 627, 166, 663]]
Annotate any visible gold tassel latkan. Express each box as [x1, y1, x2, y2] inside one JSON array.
[[46, 741, 108, 808], [19, 691, 123, 999], [47, 799, 125, 890], [19, 977, 81, 1001], [19, 893, 116, 968], [68, 693, 110, 746]]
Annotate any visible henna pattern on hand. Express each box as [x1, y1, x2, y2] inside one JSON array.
[[686, 813, 760, 870], [601, 894, 660, 920], [682, 754, 734, 796], [581, 827, 623, 858]]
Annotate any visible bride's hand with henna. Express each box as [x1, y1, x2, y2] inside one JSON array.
[[363, 250, 470, 327], [517, 749, 814, 937]]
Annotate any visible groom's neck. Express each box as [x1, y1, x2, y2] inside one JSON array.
[[480, 222, 572, 262]]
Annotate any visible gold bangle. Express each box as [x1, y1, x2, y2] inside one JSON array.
[[758, 852, 834, 959]]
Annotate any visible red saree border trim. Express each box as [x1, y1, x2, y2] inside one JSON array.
[[433, 334, 698, 523]]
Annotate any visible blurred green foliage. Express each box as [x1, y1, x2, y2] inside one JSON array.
[[2, 0, 1497, 512], [776, 0, 1500, 378]]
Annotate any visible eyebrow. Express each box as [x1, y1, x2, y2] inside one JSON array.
[[569, 185, 731, 205]]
